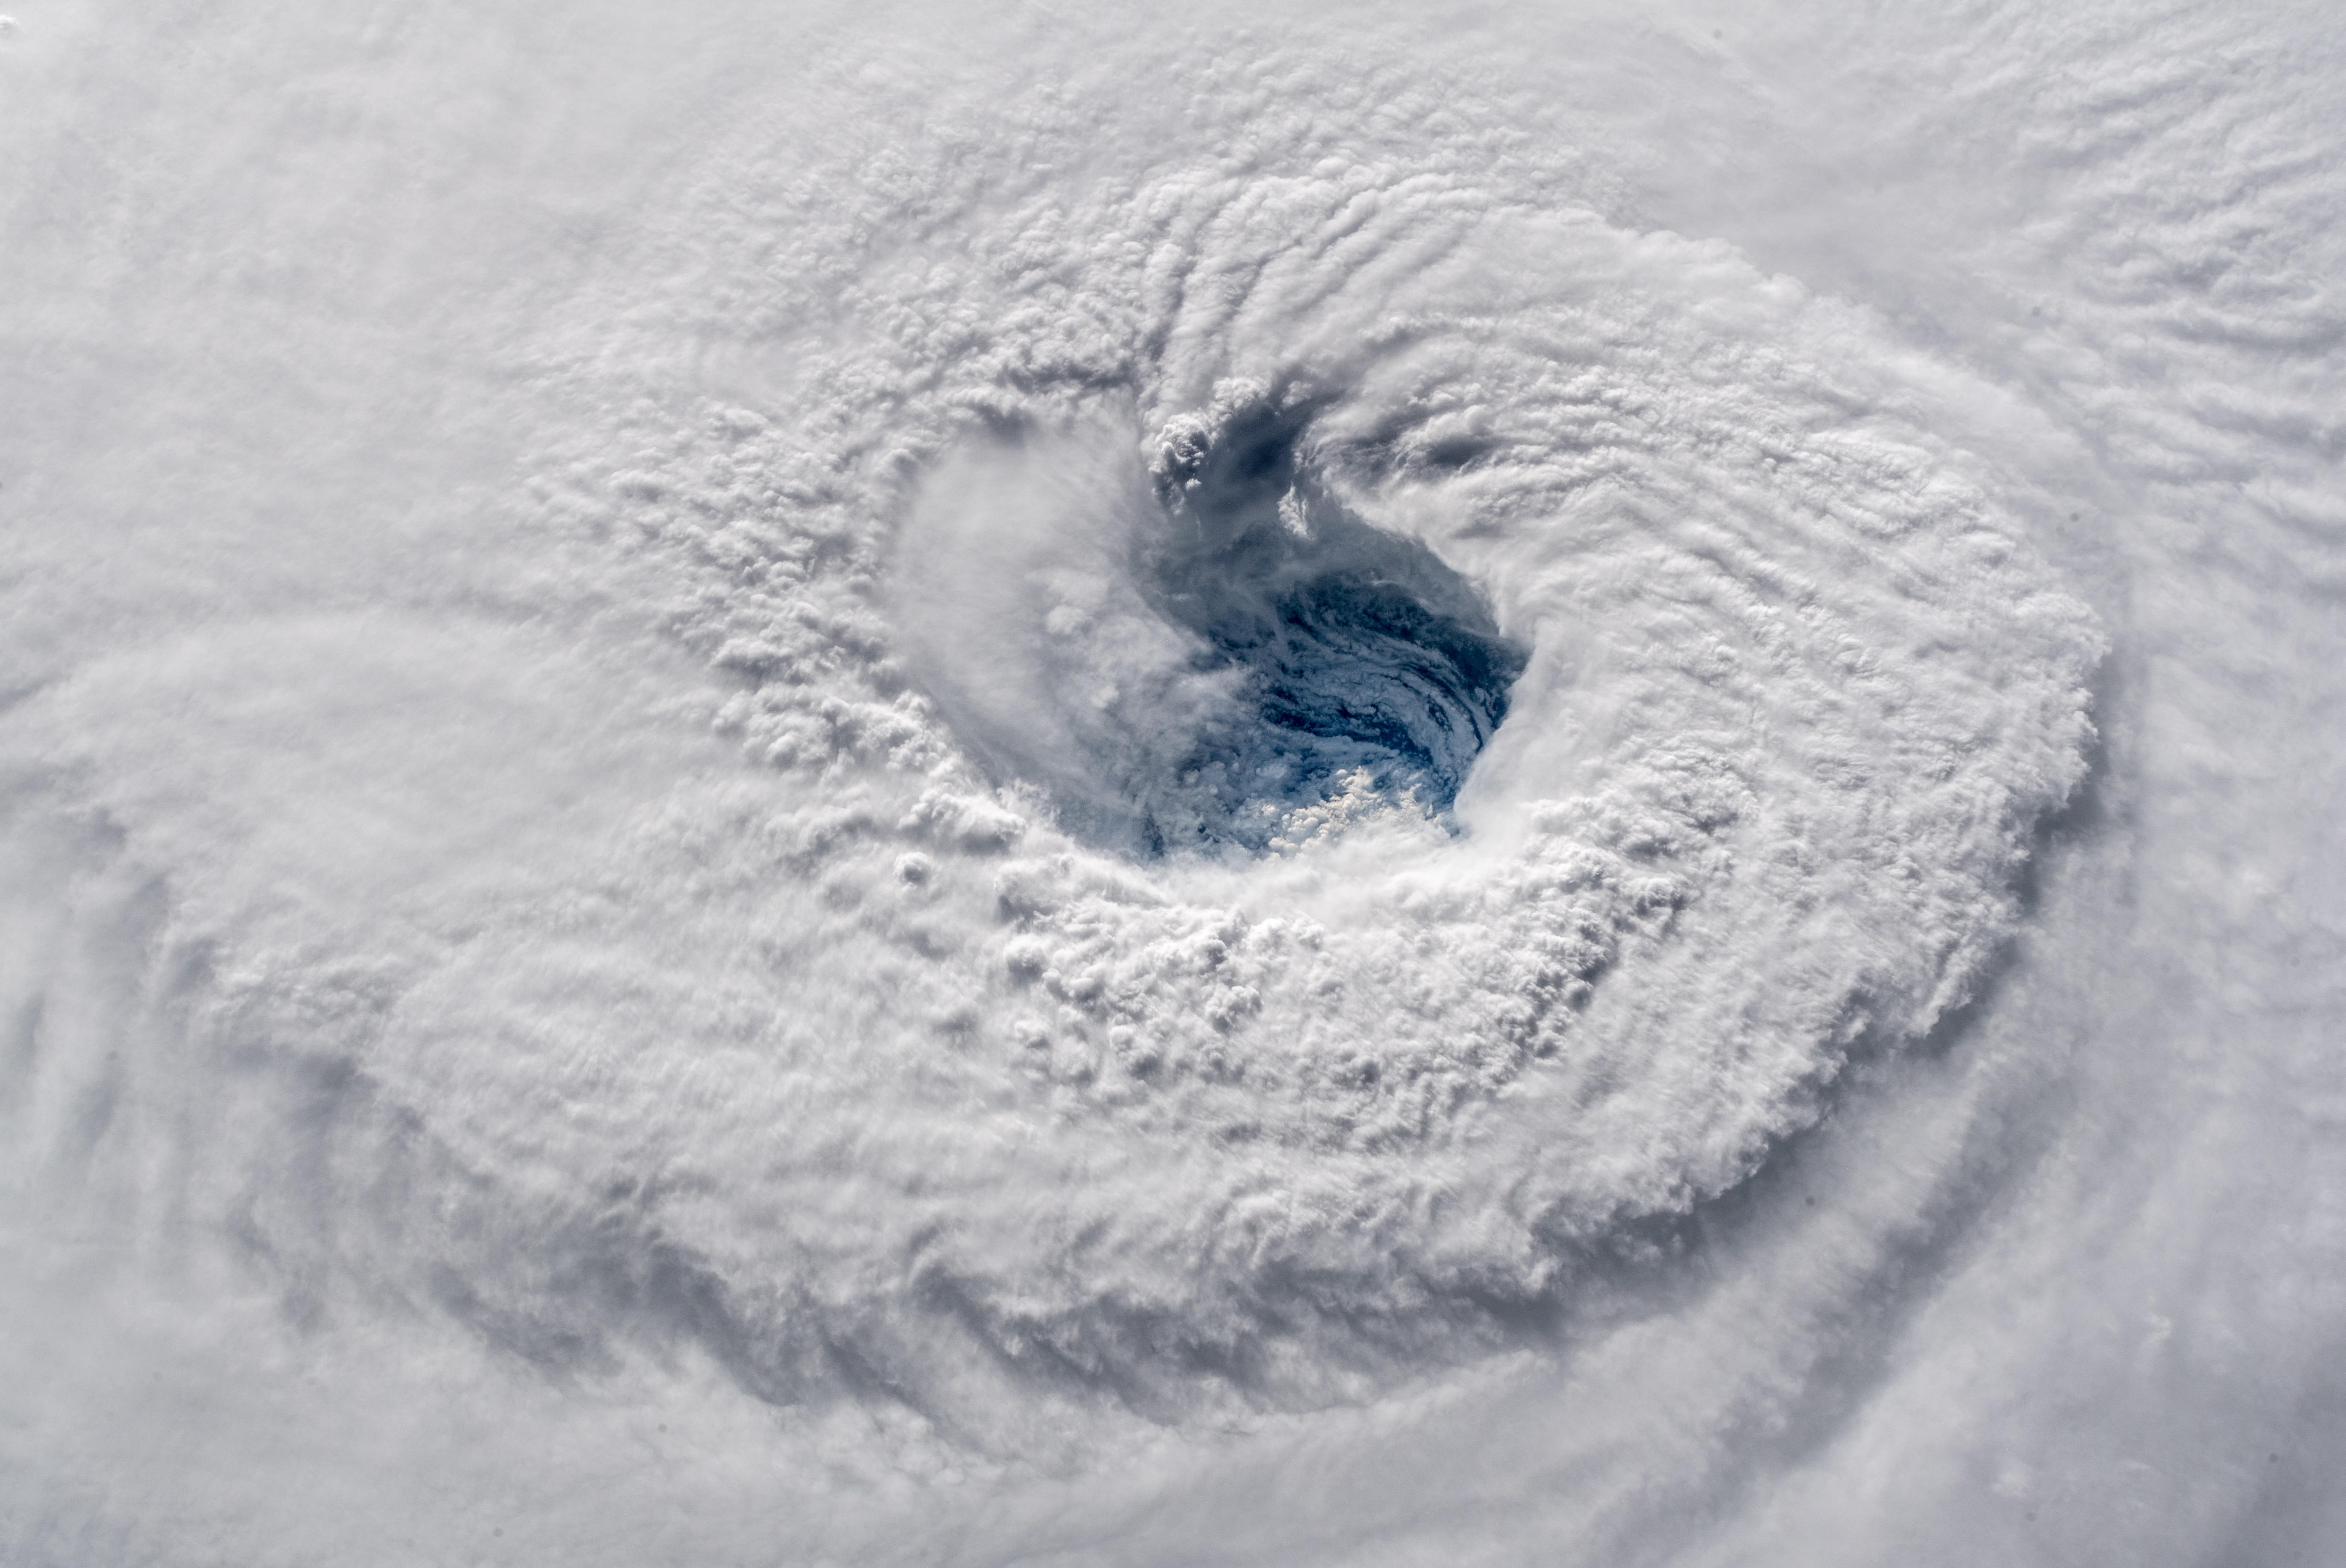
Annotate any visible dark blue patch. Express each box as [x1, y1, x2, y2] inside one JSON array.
[[1130, 402, 1525, 854]]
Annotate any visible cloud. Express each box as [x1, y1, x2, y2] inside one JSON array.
[[0, 0, 2340, 1563]]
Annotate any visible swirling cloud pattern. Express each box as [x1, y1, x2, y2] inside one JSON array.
[[2, 3, 2340, 1565]]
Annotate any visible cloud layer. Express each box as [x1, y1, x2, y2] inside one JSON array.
[[2, 2, 2340, 1564]]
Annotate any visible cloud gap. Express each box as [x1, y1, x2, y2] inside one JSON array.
[[1137, 397, 1527, 855], [893, 399, 1527, 860]]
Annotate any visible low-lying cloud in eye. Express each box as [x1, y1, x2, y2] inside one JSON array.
[[3, 1, 2342, 1564], [891, 423, 1248, 853]]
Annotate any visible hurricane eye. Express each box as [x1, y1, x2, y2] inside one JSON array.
[[891, 411, 1527, 859], [1136, 420, 1525, 852]]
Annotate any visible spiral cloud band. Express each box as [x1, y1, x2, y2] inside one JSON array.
[[3, 2, 2342, 1564]]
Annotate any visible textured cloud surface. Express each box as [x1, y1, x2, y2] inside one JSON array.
[[3, 3, 2342, 1564]]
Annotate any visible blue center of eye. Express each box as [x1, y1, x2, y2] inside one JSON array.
[[1129, 405, 1524, 855]]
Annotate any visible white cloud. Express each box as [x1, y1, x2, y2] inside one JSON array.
[[1, 0, 2339, 1563]]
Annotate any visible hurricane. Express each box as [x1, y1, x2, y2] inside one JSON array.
[[4, 4, 2342, 1565]]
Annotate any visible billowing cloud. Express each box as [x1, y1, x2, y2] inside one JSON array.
[[2, 2, 2340, 1564]]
